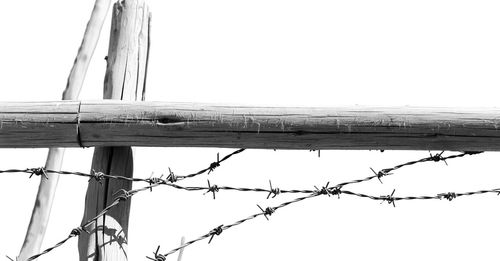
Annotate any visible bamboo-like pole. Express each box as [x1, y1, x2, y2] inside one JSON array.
[[17, 1, 112, 260], [78, 1, 151, 260], [1, 101, 500, 151]]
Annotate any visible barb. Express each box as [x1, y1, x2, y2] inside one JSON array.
[[256, 204, 275, 221], [267, 180, 280, 199], [313, 182, 342, 198], [27, 168, 48, 179], [204, 180, 219, 200], [380, 189, 396, 207]]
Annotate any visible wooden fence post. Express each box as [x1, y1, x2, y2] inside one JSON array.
[[78, 1, 151, 260], [17, 1, 112, 260]]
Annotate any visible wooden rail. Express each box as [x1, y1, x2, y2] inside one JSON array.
[[1, 101, 500, 151]]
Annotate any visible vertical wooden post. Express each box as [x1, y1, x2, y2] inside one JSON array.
[[18, 1, 112, 260], [78, 1, 151, 260]]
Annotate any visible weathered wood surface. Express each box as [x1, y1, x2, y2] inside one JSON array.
[[1, 101, 500, 151], [18, 1, 112, 259], [78, 1, 150, 260]]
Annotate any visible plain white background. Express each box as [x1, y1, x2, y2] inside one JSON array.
[[1, 0, 500, 260]]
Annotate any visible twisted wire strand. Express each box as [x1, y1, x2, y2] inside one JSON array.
[[177, 149, 245, 180], [336, 151, 481, 187], [0, 148, 245, 183], [341, 188, 500, 204]]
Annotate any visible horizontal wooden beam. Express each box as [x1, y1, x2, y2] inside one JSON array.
[[1, 101, 500, 151]]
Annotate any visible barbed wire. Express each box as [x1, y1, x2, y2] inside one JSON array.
[[3, 150, 486, 260], [2, 151, 481, 199], [147, 182, 500, 260], [342, 188, 500, 206], [337, 151, 482, 187], [23, 182, 162, 261], [145, 151, 488, 259], [0, 148, 245, 184], [8, 149, 245, 260], [147, 192, 320, 260]]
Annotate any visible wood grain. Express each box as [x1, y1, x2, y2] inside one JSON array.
[[78, 1, 150, 260], [1, 101, 500, 151], [18, 2, 113, 258]]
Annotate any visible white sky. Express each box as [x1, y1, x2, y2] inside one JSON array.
[[1, 0, 500, 260]]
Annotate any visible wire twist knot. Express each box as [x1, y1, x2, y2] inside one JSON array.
[[429, 151, 448, 165], [208, 153, 221, 174], [114, 189, 134, 202], [166, 167, 178, 183], [330, 186, 342, 198], [370, 167, 390, 183], [439, 192, 457, 201], [28, 167, 48, 179], [205, 180, 219, 199], [147, 246, 166, 261], [89, 170, 105, 183], [315, 182, 337, 197], [381, 189, 396, 207], [267, 180, 281, 199], [257, 204, 276, 220], [70, 227, 86, 237], [430, 151, 445, 161], [208, 225, 224, 244]]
